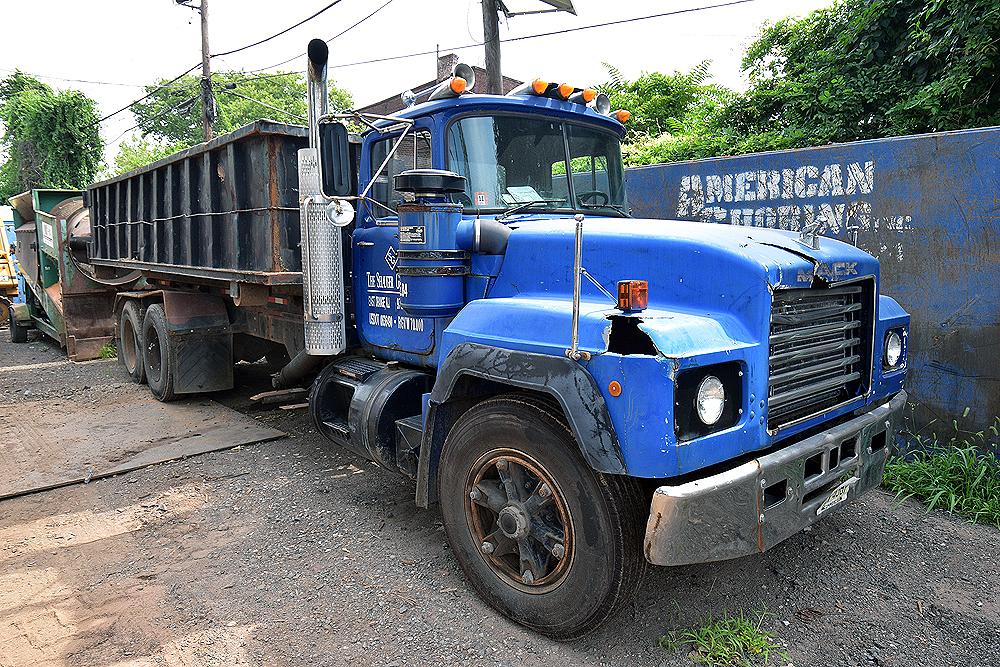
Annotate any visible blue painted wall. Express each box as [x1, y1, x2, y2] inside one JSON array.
[[624, 127, 1000, 430]]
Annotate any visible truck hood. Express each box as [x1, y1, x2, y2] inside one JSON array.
[[482, 216, 880, 358], [489, 216, 878, 303]]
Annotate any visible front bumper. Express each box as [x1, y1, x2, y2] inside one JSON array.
[[644, 391, 906, 566]]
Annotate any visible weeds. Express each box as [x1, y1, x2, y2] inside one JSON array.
[[99, 343, 116, 359], [658, 611, 787, 666], [883, 407, 1000, 528]]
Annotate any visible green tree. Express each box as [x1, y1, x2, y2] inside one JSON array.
[[129, 71, 352, 148], [617, 0, 1000, 166], [0, 71, 103, 200], [113, 137, 187, 175]]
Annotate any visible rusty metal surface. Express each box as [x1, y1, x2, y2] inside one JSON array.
[[0, 391, 283, 501], [625, 127, 1000, 429], [86, 121, 308, 281]]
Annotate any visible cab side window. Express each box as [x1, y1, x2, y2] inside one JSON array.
[[369, 130, 432, 216]]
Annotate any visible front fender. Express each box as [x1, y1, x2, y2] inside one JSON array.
[[415, 342, 626, 507]]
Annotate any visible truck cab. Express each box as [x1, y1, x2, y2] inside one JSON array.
[[303, 49, 909, 638]]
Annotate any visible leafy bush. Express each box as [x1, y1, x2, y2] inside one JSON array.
[[884, 411, 1000, 528], [0, 71, 103, 200]]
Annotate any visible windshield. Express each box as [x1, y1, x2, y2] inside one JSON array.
[[445, 115, 628, 215]]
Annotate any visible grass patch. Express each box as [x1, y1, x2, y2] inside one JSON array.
[[883, 409, 1000, 528], [658, 611, 787, 666], [99, 343, 117, 359]]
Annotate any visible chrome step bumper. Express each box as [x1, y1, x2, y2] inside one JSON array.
[[644, 391, 906, 566]]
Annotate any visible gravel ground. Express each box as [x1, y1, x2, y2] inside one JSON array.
[[1, 330, 998, 667]]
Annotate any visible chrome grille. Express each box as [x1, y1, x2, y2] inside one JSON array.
[[768, 282, 872, 430]]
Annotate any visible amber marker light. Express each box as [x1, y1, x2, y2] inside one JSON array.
[[581, 88, 597, 103], [608, 381, 623, 397], [614, 109, 632, 124], [531, 78, 549, 95], [450, 77, 468, 94], [556, 83, 574, 100], [617, 279, 648, 312]]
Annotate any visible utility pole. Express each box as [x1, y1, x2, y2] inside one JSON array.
[[198, 0, 215, 141], [481, 0, 502, 95]]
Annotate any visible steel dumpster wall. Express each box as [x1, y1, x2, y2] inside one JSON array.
[[87, 121, 308, 279], [624, 126, 1000, 431]]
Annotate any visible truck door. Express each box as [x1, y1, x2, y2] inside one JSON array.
[[353, 129, 435, 357]]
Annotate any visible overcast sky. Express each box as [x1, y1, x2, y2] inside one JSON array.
[[0, 0, 828, 163]]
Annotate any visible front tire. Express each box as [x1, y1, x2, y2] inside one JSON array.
[[437, 395, 647, 639], [141, 303, 177, 401]]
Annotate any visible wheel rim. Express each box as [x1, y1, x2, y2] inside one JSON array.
[[466, 449, 575, 593], [146, 329, 162, 382], [122, 317, 138, 373]]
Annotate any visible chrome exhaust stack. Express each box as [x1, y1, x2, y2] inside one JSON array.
[[298, 38, 347, 357]]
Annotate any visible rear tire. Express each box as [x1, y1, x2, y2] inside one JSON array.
[[8, 308, 28, 343], [118, 301, 146, 384], [437, 394, 647, 640], [142, 303, 177, 402]]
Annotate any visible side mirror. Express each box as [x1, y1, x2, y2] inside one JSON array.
[[318, 122, 352, 198]]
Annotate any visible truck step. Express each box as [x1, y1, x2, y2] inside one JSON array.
[[322, 416, 350, 438], [331, 357, 385, 380]]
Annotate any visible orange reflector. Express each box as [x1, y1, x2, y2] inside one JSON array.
[[608, 381, 622, 397], [617, 280, 648, 312], [581, 88, 597, 103], [614, 109, 632, 123], [531, 78, 548, 95], [450, 77, 468, 94], [557, 83, 574, 100]]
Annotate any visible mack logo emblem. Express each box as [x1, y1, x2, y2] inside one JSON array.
[[400, 225, 425, 245], [384, 246, 398, 271], [798, 261, 859, 283]]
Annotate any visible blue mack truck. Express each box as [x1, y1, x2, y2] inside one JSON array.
[[84, 41, 908, 638]]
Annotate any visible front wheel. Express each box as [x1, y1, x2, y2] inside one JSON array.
[[8, 307, 28, 344], [437, 395, 647, 639]]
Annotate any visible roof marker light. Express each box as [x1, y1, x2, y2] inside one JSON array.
[[556, 83, 574, 100], [614, 109, 632, 124], [569, 88, 597, 105], [532, 78, 549, 95], [449, 77, 468, 95]]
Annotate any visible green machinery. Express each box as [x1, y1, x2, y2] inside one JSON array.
[[8, 189, 134, 359]]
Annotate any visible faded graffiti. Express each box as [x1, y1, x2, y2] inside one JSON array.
[[674, 160, 912, 261]]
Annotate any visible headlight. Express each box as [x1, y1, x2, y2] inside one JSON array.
[[884, 330, 903, 368], [695, 375, 725, 425]]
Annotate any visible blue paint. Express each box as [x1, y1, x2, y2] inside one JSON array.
[[625, 127, 998, 429], [351, 94, 909, 477]]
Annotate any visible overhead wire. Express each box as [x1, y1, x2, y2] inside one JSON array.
[[238, 0, 759, 79], [210, 0, 348, 58], [245, 0, 395, 74]]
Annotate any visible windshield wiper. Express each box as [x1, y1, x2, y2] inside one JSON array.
[[582, 202, 631, 217], [495, 199, 566, 222]]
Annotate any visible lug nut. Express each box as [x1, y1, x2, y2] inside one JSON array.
[[469, 488, 481, 501], [551, 543, 565, 559], [496, 459, 508, 471], [538, 484, 551, 498], [521, 570, 534, 584], [481, 541, 494, 554]]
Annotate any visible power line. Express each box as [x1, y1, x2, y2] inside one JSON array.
[[211, 0, 348, 58], [242, 0, 759, 78], [247, 0, 395, 74], [218, 87, 307, 123], [90, 64, 202, 127], [107, 93, 200, 145]]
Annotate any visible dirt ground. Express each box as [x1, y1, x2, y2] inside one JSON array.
[[1, 332, 998, 667]]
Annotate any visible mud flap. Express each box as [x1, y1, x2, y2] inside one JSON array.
[[161, 291, 234, 394]]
